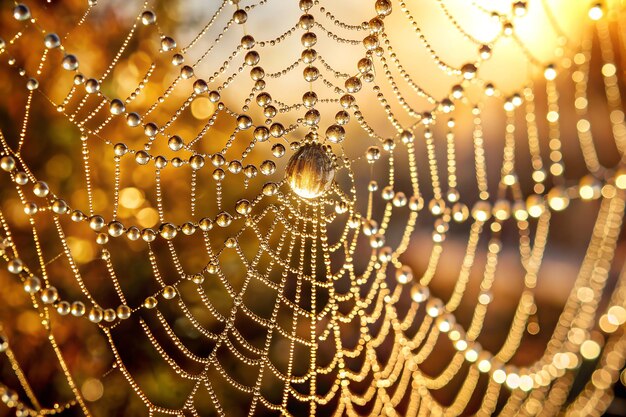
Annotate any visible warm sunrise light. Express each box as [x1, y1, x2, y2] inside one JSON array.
[[0, 0, 625, 416]]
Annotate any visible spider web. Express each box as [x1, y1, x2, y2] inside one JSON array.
[[0, 1, 625, 416]]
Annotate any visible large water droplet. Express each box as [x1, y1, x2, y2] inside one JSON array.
[[285, 143, 335, 199]]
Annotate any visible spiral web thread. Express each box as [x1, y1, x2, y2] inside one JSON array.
[[0, 0, 625, 416]]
